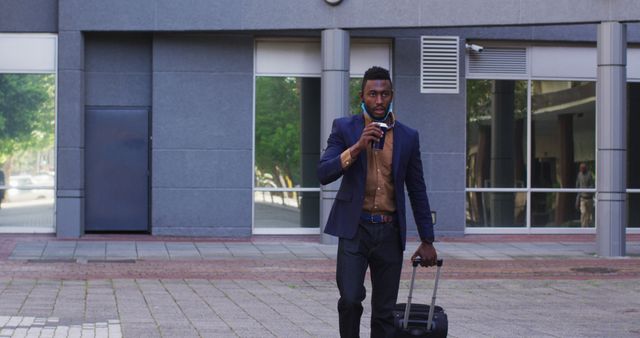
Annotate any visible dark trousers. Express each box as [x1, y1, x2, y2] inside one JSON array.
[[337, 221, 403, 338]]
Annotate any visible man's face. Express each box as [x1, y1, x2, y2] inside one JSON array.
[[360, 79, 393, 119]]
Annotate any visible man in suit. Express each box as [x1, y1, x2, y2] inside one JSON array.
[[318, 66, 437, 337]]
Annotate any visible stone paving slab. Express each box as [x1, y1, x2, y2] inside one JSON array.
[[8, 242, 46, 260], [194, 242, 231, 257], [224, 243, 263, 258], [74, 241, 106, 259], [41, 242, 76, 259], [166, 242, 201, 259], [135, 242, 169, 260], [106, 242, 137, 259]]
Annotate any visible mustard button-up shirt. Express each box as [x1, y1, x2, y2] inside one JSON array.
[[339, 113, 396, 215]]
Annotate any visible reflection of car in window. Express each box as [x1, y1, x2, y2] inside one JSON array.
[[32, 173, 55, 187], [6, 175, 54, 203], [13, 177, 32, 186]]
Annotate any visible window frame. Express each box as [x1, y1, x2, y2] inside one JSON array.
[[466, 43, 598, 234], [466, 43, 640, 234], [252, 38, 392, 235], [0, 33, 58, 234], [466, 76, 599, 234]]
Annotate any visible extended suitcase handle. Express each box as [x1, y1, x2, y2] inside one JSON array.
[[412, 257, 444, 267], [404, 257, 444, 330]]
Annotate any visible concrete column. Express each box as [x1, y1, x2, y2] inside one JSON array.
[[489, 80, 515, 226], [56, 31, 85, 238], [556, 114, 576, 224], [320, 29, 349, 244], [300, 78, 321, 228], [596, 22, 627, 257], [628, 84, 640, 227]]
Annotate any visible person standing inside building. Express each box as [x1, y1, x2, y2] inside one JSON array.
[[0, 169, 5, 209], [575, 162, 595, 227], [318, 66, 437, 337]]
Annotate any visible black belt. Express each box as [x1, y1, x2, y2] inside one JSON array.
[[360, 212, 395, 224]]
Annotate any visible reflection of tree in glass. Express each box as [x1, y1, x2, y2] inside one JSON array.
[[513, 81, 527, 119], [349, 78, 363, 115], [255, 77, 301, 188], [467, 79, 527, 123], [466, 79, 493, 123], [254, 76, 374, 188], [0, 74, 55, 180]]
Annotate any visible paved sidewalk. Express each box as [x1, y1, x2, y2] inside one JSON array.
[[0, 278, 638, 337], [6, 235, 640, 261], [0, 234, 639, 337]]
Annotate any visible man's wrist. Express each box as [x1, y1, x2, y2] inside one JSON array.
[[349, 144, 361, 159], [421, 239, 434, 245]]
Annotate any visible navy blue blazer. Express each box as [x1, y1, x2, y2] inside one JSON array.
[[317, 113, 434, 250]]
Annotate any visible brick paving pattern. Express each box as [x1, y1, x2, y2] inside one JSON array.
[[0, 234, 638, 337], [0, 316, 121, 338], [0, 278, 638, 337]]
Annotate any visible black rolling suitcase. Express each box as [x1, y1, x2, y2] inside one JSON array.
[[393, 258, 448, 337]]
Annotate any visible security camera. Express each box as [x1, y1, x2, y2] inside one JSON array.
[[465, 43, 484, 53]]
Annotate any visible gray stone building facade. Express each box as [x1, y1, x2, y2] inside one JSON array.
[[0, 1, 638, 255]]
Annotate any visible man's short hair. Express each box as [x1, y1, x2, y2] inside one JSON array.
[[362, 66, 392, 92]]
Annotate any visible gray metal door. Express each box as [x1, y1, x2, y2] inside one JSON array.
[[86, 108, 149, 232]]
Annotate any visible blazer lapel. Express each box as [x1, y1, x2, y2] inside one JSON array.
[[350, 114, 367, 172], [351, 114, 365, 146], [392, 123, 402, 181]]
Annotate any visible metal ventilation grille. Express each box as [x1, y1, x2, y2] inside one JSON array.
[[467, 47, 527, 75], [421, 36, 459, 94]]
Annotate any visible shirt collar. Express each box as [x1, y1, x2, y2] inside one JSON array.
[[363, 112, 395, 128]]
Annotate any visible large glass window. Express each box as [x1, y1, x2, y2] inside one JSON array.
[[466, 192, 526, 227], [466, 80, 527, 227], [254, 77, 320, 230], [0, 74, 56, 230], [467, 80, 527, 189], [466, 79, 596, 229], [531, 81, 595, 189], [531, 81, 595, 228]]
